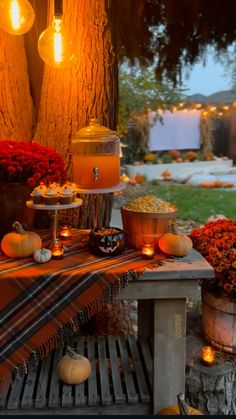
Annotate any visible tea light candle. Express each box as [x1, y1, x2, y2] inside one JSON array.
[[141, 243, 155, 259], [59, 225, 72, 240], [201, 345, 215, 367], [50, 241, 64, 259]]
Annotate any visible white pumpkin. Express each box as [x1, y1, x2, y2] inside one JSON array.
[[33, 248, 52, 263]]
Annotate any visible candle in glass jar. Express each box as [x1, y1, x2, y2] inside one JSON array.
[[201, 346, 215, 367], [51, 242, 64, 259], [141, 243, 155, 259], [59, 225, 72, 240]]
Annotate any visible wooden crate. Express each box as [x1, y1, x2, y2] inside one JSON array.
[[0, 335, 153, 415]]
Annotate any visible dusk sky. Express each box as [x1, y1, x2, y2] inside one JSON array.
[[182, 50, 232, 96]]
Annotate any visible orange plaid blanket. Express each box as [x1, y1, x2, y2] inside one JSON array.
[[0, 229, 157, 393]]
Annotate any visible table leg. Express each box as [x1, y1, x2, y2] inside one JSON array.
[[153, 298, 186, 414]]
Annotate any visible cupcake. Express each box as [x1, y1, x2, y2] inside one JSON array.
[[66, 182, 77, 201], [58, 185, 73, 205], [43, 187, 59, 205], [48, 182, 60, 193], [31, 183, 47, 204]]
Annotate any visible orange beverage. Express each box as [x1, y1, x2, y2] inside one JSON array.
[[73, 154, 120, 189]]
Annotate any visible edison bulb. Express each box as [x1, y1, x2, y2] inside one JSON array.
[[38, 18, 75, 68], [0, 0, 35, 35]]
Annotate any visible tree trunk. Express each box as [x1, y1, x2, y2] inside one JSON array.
[[34, 0, 118, 228], [0, 30, 35, 140], [186, 310, 236, 415]]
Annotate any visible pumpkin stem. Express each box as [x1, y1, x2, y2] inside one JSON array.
[[177, 393, 189, 415], [12, 221, 26, 234], [66, 346, 83, 360], [168, 219, 178, 234]]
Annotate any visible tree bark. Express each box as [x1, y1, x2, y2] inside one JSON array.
[[0, 30, 35, 140], [34, 0, 118, 228], [186, 310, 236, 415]]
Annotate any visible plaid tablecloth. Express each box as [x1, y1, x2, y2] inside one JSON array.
[[0, 228, 157, 393]]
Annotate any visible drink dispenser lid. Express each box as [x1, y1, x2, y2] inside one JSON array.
[[72, 118, 117, 140]]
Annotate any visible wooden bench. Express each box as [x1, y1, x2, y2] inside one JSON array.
[[0, 334, 153, 415]]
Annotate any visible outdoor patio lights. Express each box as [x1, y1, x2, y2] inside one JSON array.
[[0, 0, 35, 35], [38, 0, 75, 68], [201, 345, 215, 367]]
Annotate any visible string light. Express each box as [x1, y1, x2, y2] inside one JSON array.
[[0, 0, 35, 35], [157, 101, 236, 119], [38, 0, 75, 68]]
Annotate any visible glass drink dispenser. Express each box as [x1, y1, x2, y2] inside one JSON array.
[[71, 118, 120, 189]]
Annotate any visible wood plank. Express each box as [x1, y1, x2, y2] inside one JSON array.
[[118, 336, 138, 404], [107, 335, 126, 404], [142, 249, 215, 280], [35, 352, 52, 408], [48, 348, 63, 408], [97, 336, 112, 405], [0, 385, 9, 409], [87, 336, 99, 406], [6, 376, 24, 410], [153, 298, 186, 414], [74, 336, 87, 406], [61, 382, 73, 408], [116, 279, 199, 300], [21, 362, 39, 409], [139, 338, 153, 391], [128, 335, 150, 403]]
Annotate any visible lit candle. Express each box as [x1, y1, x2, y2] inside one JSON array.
[[59, 225, 72, 240], [50, 241, 64, 259], [141, 243, 155, 259], [201, 346, 215, 367]]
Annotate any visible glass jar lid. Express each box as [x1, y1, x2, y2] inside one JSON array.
[[73, 118, 117, 140]]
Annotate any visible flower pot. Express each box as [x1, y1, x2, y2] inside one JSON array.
[[0, 183, 35, 238], [201, 288, 236, 353]]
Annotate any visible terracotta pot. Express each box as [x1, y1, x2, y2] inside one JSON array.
[[0, 183, 35, 238], [201, 288, 236, 353]]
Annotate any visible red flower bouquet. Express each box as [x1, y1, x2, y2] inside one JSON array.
[[0, 140, 66, 187], [189, 219, 236, 298]]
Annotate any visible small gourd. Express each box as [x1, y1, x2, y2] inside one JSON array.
[[57, 346, 92, 385], [33, 248, 52, 263], [156, 393, 203, 415], [1, 221, 42, 258], [158, 223, 193, 257]]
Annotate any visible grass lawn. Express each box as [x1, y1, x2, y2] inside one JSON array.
[[118, 181, 236, 224]]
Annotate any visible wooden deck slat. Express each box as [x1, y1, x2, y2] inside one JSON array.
[[48, 347, 63, 408], [0, 387, 8, 409], [20, 362, 39, 409], [35, 352, 52, 408], [118, 335, 138, 404], [128, 335, 150, 403], [97, 336, 112, 406], [1, 335, 152, 414], [87, 336, 99, 406], [7, 376, 24, 410], [140, 338, 153, 391], [107, 335, 126, 404], [74, 336, 87, 407]]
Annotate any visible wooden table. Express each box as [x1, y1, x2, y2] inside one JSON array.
[[115, 248, 215, 414]]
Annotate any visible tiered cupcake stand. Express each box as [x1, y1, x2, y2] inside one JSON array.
[[26, 198, 83, 255]]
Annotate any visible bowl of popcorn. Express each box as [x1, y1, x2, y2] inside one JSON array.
[[121, 195, 177, 250]]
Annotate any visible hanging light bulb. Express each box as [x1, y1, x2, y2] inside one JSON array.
[[0, 0, 35, 35], [38, 0, 75, 68]]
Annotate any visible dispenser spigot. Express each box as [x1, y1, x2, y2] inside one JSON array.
[[93, 166, 99, 181]]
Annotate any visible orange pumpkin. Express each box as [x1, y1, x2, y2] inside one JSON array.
[[1, 221, 42, 258], [156, 393, 203, 415], [158, 232, 193, 257], [57, 346, 91, 385]]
